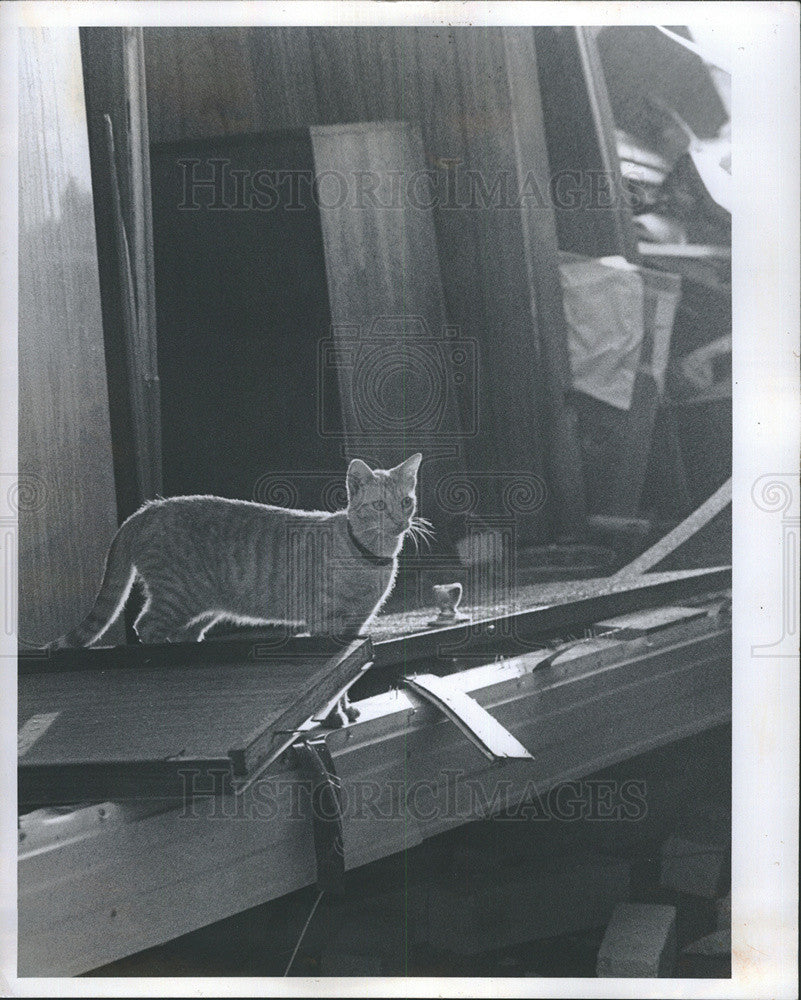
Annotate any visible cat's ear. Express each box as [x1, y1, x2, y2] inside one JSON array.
[[347, 458, 374, 499], [394, 452, 422, 483]]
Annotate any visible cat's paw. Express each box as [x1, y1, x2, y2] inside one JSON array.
[[319, 695, 360, 729]]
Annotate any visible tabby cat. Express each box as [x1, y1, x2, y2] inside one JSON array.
[[50, 454, 429, 648]]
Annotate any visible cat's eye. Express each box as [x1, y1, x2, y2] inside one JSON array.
[[401, 496, 414, 511], [372, 500, 386, 511]]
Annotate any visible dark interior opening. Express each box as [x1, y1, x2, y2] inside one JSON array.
[[150, 129, 345, 507]]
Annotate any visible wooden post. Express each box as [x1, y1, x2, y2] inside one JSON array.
[[310, 121, 469, 541], [18, 29, 123, 646], [503, 27, 588, 537], [80, 27, 163, 517]]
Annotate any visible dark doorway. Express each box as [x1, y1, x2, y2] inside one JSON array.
[[150, 129, 345, 506]]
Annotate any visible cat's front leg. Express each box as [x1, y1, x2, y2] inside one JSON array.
[[319, 692, 360, 728], [307, 613, 363, 726]]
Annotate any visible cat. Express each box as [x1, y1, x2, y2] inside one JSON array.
[[49, 453, 431, 650]]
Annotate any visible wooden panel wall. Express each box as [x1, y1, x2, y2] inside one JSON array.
[[143, 27, 589, 540], [18, 29, 122, 646], [310, 121, 466, 535], [80, 28, 163, 519], [535, 26, 639, 262]]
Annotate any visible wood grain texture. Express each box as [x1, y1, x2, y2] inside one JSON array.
[[142, 27, 590, 541], [310, 120, 467, 540], [81, 27, 147, 521], [18, 638, 371, 805], [18, 29, 123, 647], [124, 27, 163, 503], [143, 27, 268, 142], [502, 28, 588, 532], [80, 29, 163, 517], [370, 564, 729, 667], [411, 27, 556, 539], [19, 612, 730, 975]]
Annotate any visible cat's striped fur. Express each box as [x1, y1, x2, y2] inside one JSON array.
[[50, 454, 428, 648]]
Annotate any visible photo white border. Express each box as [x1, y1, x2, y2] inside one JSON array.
[[1, 3, 798, 997]]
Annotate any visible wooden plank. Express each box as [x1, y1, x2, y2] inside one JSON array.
[[502, 27, 587, 536], [534, 26, 639, 261], [603, 267, 683, 516], [18, 28, 123, 648], [372, 565, 730, 668], [403, 673, 533, 760], [573, 26, 641, 263], [593, 605, 709, 638], [533, 25, 669, 520], [412, 27, 555, 541], [18, 639, 371, 805], [80, 28, 163, 520], [20, 632, 358, 674], [639, 243, 731, 260], [142, 27, 559, 542], [309, 120, 468, 540], [597, 902, 677, 977], [18, 612, 730, 975], [606, 368, 662, 514], [124, 28, 163, 503], [613, 478, 732, 578]]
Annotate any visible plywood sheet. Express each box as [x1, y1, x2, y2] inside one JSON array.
[[310, 120, 469, 538], [18, 28, 122, 647], [19, 637, 371, 805]]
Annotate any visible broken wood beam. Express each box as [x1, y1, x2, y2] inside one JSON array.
[[613, 478, 732, 579]]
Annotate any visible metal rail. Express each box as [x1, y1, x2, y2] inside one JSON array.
[[372, 565, 730, 669]]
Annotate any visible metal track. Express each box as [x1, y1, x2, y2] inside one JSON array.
[[373, 565, 730, 669]]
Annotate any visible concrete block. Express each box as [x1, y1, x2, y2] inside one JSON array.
[[425, 851, 630, 956], [660, 835, 726, 898], [596, 902, 677, 978]]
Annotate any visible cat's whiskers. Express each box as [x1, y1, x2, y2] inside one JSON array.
[[407, 516, 435, 553], [406, 523, 421, 554]]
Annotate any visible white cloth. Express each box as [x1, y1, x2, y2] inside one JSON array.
[[560, 255, 645, 410]]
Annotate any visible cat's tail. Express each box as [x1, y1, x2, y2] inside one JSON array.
[[47, 516, 138, 649]]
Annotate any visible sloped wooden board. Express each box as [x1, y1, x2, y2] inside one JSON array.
[[19, 636, 371, 807]]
